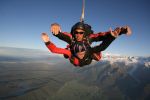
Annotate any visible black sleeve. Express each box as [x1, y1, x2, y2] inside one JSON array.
[[54, 32, 72, 44], [45, 41, 51, 45], [89, 31, 111, 43], [90, 34, 115, 53]]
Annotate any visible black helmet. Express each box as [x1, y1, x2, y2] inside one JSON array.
[[71, 22, 93, 37], [71, 22, 85, 36], [84, 23, 93, 35]]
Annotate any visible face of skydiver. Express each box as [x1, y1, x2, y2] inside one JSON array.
[[76, 51, 86, 59], [74, 29, 85, 42]]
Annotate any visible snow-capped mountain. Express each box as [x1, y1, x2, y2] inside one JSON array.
[[0, 47, 149, 100], [101, 53, 150, 68]]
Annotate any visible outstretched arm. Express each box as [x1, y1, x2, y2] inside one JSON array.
[[90, 26, 132, 53], [41, 33, 71, 58], [50, 23, 72, 44], [89, 31, 111, 42], [90, 34, 115, 53], [89, 26, 132, 42]]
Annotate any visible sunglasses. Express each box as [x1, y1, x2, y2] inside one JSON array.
[[74, 31, 84, 34]]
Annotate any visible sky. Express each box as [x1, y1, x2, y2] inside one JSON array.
[[0, 0, 150, 56]]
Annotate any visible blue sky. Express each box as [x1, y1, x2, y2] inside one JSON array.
[[0, 0, 150, 56]]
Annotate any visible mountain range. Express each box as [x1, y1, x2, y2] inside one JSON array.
[[0, 47, 149, 100]]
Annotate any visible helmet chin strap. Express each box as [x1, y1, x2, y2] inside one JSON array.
[[80, 0, 85, 23]]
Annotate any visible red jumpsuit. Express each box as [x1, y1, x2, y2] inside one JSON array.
[[45, 41, 80, 66], [45, 31, 116, 66]]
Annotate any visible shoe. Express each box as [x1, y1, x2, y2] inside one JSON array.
[[92, 53, 102, 61]]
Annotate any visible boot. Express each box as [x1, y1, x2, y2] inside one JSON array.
[[92, 52, 102, 61]]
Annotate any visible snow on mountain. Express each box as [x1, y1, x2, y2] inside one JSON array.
[[101, 53, 150, 68], [144, 62, 150, 68], [0, 47, 149, 68]]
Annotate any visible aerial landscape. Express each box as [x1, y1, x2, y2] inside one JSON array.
[[0, 0, 150, 100], [0, 47, 149, 100]]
